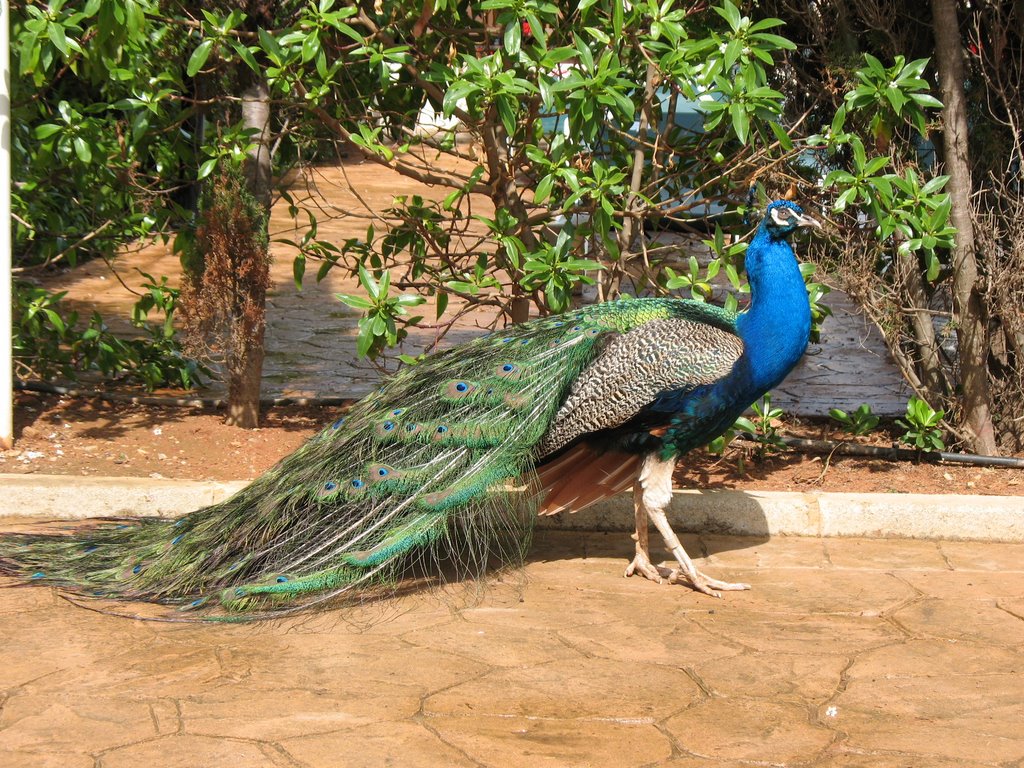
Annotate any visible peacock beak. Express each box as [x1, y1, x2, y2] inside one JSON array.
[[794, 212, 822, 230]]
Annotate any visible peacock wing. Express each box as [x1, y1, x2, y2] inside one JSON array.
[[534, 316, 744, 516], [537, 316, 745, 457]]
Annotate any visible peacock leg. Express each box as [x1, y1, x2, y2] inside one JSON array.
[[626, 453, 750, 597], [624, 481, 675, 582]]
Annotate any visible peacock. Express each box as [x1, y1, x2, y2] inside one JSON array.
[[0, 200, 820, 619]]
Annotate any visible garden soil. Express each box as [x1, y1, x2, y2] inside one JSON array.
[[4, 391, 1020, 496]]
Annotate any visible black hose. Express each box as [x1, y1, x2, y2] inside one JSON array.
[[774, 436, 1024, 470]]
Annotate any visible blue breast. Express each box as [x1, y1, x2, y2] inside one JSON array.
[[653, 222, 811, 458]]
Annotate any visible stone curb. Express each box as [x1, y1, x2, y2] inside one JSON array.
[[2, 473, 1022, 542]]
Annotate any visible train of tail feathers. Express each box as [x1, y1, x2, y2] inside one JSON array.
[[0, 200, 821, 620]]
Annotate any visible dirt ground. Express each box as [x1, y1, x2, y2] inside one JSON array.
[[4, 390, 1021, 496]]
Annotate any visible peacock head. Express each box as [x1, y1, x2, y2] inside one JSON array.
[[761, 200, 822, 240]]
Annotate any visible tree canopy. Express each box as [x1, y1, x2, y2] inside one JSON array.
[[10, 0, 1024, 453]]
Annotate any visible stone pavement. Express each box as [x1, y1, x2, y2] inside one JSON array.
[[2, 527, 1023, 768]]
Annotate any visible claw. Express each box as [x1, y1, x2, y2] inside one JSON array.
[[666, 568, 750, 597], [624, 551, 672, 582], [627, 551, 750, 597]]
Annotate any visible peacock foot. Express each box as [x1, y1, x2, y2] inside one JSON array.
[[624, 550, 676, 583], [665, 567, 751, 598], [625, 551, 750, 597]]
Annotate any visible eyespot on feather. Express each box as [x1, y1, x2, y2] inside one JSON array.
[[375, 420, 398, 437], [443, 380, 478, 398], [494, 363, 525, 380], [318, 480, 340, 498], [368, 464, 401, 483]]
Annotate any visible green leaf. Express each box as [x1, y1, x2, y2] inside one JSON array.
[[496, 96, 517, 137], [258, 27, 282, 60], [42, 308, 66, 334], [361, 265, 381, 299], [910, 93, 943, 109], [197, 157, 218, 180], [730, 105, 749, 144], [395, 293, 425, 307], [534, 174, 554, 204], [301, 30, 320, 63], [187, 39, 215, 77], [714, 0, 742, 31], [863, 155, 890, 176], [72, 136, 92, 163], [445, 280, 477, 294], [335, 293, 374, 310], [47, 22, 70, 56], [768, 120, 793, 150], [33, 123, 63, 139], [356, 326, 373, 357], [504, 20, 521, 55], [733, 416, 757, 434], [231, 41, 259, 73], [754, 32, 796, 52]]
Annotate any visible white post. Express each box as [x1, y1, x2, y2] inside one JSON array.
[[0, 0, 12, 448]]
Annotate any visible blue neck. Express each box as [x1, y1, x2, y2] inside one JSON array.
[[734, 226, 811, 394]]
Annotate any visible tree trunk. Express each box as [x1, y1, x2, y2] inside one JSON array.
[[896, 249, 951, 396], [226, 323, 266, 429], [480, 108, 537, 324], [618, 63, 657, 256], [224, 76, 272, 429], [242, 77, 272, 212], [930, 0, 999, 454]]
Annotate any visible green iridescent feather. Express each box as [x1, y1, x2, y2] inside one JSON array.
[[1, 298, 724, 619]]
